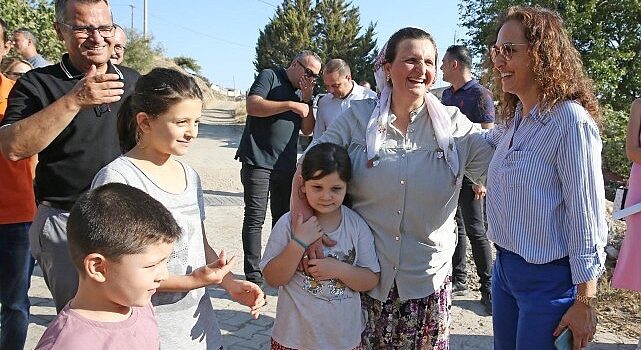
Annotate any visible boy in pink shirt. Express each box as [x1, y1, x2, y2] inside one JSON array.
[[36, 183, 183, 349]]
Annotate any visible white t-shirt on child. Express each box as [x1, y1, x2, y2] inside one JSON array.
[[260, 206, 380, 350]]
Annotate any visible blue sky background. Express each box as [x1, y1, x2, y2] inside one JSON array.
[[110, 1, 467, 91]]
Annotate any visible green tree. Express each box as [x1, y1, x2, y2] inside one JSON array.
[[254, 0, 317, 72], [0, 0, 65, 62], [122, 29, 163, 74], [459, 0, 641, 112], [173, 56, 201, 74], [314, 0, 376, 88], [254, 0, 377, 90]]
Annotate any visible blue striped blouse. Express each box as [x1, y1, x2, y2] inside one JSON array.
[[485, 100, 607, 284]]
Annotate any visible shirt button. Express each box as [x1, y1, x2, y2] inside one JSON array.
[[400, 180, 405, 185], [397, 210, 401, 215], [401, 153, 406, 158], [395, 236, 400, 241]]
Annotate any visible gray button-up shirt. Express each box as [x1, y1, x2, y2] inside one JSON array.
[[310, 98, 493, 301]]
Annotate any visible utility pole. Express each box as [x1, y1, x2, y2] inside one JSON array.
[[128, 4, 135, 30], [143, 0, 148, 38]]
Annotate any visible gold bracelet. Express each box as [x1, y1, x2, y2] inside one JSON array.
[[575, 294, 596, 307]]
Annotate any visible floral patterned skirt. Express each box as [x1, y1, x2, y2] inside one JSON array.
[[270, 338, 364, 350], [361, 276, 452, 350]]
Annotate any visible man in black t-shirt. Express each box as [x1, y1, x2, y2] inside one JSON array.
[[0, 0, 139, 311], [236, 50, 321, 285]]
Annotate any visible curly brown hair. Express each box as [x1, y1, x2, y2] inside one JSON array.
[[492, 6, 601, 124]]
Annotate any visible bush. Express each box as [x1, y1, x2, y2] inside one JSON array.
[[601, 106, 631, 180]]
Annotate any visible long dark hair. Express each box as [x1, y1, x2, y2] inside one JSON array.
[[117, 68, 203, 153], [302, 143, 352, 183]]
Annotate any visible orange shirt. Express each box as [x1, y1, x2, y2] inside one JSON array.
[[0, 74, 36, 224]]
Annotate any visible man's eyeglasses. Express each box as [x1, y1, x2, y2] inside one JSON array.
[[58, 22, 115, 39], [114, 45, 126, 53], [490, 42, 528, 61], [297, 60, 319, 79]]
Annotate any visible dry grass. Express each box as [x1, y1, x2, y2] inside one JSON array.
[[597, 269, 641, 338], [598, 213, 641, 339], [233, 102, 247, 124]]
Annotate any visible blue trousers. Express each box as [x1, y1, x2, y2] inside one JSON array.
[[492, 246, 576, 350], [0, 222, 34, 350]]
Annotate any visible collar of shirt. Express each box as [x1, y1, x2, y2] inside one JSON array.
[[59, 53, 123, 80], [515, 102, 553, 127], [388, 101, 427, 135]]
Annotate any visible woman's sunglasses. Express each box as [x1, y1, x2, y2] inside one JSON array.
[[490, 42, 528, 61]]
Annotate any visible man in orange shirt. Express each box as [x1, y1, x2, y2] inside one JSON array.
[[0, 17, 36, 350]]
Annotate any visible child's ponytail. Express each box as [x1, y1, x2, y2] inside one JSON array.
[[117, 94, 137, 153]]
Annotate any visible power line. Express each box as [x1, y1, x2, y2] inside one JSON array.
[[148, 13, 252, 49], [256, 0, 277, 8]]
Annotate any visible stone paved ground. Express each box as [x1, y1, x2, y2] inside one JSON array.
[[21, 107, 638, 349]]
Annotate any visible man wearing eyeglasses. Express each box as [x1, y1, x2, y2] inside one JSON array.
[[440, 44, 495, 315], [235, 50, 321, 287], [109, 24, 126, 65], [0, 0, 139, 312]]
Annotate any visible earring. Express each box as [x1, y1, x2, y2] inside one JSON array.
[[386, 74, 391, 82]]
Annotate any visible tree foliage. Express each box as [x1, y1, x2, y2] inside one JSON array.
[[121, 29, 163, 74], [173, 56, 201, 74], [459, 0, 641, 112], [254, 0, 377, 90], [0, 0, 65, 62]]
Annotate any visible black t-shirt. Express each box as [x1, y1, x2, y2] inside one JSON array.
[[1, 54, 140, 203], [235, 67, 301, 172]]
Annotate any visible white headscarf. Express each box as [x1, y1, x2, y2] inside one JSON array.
[[365, 38, 459, 178]]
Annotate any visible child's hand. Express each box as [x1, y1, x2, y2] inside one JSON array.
[[225, 279, 266, 319], [300, 234, 338, 274], [190, 250, 237, 286], [293, 214, 323, 246], [307, 257, 343, 281]]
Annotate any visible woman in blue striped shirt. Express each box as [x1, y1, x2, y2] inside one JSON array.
[[486, 6, 607, 350]]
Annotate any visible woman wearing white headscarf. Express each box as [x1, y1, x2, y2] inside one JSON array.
[[292, 27, 494, 349]]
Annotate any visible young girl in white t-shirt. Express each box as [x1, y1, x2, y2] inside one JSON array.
[[92, 68, 265, 349], [260, 142, 380, 350]]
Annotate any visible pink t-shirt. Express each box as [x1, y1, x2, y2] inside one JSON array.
[[35, 303, 159, 350]]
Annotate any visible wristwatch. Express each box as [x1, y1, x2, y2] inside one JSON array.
[[575, 294, 597, 308]]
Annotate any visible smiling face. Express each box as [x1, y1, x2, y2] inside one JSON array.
[[102, 241, 173, 307], [141, 98, 203, 157], [492, 20, 537, 103], [302, 171, 347, 216], [55, 0, 114, 72], [384, 38, 436, 104]]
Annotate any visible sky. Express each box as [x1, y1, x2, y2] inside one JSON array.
[[110, 1, 468, 92]]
